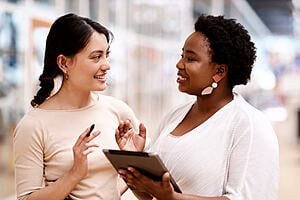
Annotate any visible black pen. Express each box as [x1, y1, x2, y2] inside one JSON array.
[[86, 124, 95, 137]]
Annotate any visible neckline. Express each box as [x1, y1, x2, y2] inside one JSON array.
[[33, 93, 100, 112], [169, 94, 236, 137]]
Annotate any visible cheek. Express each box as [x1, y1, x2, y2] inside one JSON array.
[[186, 65, 209, 87], [186, 65, 202, 80], [76, 61, 96, 74]]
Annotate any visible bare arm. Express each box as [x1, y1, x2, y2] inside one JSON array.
[[24, 127, 100, 200]]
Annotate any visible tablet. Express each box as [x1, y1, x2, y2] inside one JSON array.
[[103, 149, 181, 193]]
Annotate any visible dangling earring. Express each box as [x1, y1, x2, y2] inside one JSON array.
[[201, 75, 222, 95], [64, 71, 69, 80]]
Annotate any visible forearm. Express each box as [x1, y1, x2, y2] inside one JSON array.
[[26, 171, 81, 200]]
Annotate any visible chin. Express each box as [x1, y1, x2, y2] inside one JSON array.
[[94, 86, 107, 91], [178, 86, 187, 93]]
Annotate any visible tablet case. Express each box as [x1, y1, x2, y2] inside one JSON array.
[[103, 149, 181, 193]]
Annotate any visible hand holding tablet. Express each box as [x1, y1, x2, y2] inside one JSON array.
[[103, 149, 181, 193]]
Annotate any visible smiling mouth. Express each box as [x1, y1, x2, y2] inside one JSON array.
[[177, 75, 187, 81], [94, 74, 106, 80]]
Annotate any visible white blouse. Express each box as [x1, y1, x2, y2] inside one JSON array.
[[150, 93, 279, 200]]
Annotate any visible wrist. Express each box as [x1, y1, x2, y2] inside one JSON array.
[[66, 170, 83, 184], [162, 191, 179, 200]]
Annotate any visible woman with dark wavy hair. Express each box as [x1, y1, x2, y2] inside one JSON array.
[[13, 13, 144, 200], [117, 14, 279, 200]]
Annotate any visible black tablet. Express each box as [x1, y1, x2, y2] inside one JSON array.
[[103, 149, 181, 193]]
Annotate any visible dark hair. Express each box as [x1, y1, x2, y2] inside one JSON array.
[[31, 13, 113, 107], [194, 14, 256, 89]]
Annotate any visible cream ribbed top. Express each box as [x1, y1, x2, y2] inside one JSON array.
[[14, 94, 139, 200]]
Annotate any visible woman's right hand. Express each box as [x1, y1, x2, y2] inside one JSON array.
[[70, 126, 100, 181]]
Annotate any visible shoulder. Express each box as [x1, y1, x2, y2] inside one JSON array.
[[233, 92, 272, 126], [232, 92, 277, 143], [14, 109, 42, 134], [14, 109, 45, 144], [96, 93, 138, 125]]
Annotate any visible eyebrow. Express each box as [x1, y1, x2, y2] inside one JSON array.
[[182, 48, 197, 55], [90, 48, 110, 54]]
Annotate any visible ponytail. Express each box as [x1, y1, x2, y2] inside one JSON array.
[[30, 74, 55, 107]]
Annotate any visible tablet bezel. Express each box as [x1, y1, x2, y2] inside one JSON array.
[[103, 149, 181, 193]]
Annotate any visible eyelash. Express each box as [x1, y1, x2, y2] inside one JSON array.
[[180, 54, 196, 62], [93, 51, 110, 60]]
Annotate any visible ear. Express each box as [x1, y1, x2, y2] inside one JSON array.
[[212, 64, 227, 83], [56, 54, 68, 73], [215, 64, 227, 76]]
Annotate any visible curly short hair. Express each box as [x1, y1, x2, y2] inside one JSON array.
[[194, 14, 257, 89]]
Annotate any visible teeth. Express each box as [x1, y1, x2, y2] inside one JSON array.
[[94, 75, 105, 79], [178, 75, 187, 81]]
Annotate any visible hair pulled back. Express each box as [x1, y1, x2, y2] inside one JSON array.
[[31, 13, 113, 107]]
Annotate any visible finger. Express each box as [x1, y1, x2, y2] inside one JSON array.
[[86, 124, 95, 137], [139, 123, 147, 139], [118, 120, 125, 132], [85, 143, 100, 149], [118, 169, 127, 176], [83, 148, 95, 156], [85, 130, 100, 142], [124, 119, 133, 133], [127, 167, 142, 178], [74, 126, 93, 147], [128, 184, 136, 190], [162, 172, 172, 189], [115, 129, 121, 141], [118, 169, 132, 182]]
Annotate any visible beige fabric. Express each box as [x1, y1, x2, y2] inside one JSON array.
[[13, 94, 139, 200]]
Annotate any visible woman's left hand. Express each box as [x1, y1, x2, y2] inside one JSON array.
[[115, 120, 146, 151], [118, 167, 175, 200]]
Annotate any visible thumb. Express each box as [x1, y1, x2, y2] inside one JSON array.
[[162, 172, 172, 189], [139, 123, 147, 139]]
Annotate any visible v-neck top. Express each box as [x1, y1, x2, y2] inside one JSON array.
[[149, 92, 279, 199]]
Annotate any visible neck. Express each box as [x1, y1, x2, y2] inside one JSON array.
[[50, 87, 96, 109], [195, 90, 233, 113]]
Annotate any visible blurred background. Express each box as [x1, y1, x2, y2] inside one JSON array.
[[0, 0, 299, 199]]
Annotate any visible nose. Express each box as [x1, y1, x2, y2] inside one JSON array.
[[101, 57, 110, 71], [176, 59, 184, 70]]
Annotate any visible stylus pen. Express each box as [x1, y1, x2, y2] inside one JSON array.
[[86, 124, 95, 137]]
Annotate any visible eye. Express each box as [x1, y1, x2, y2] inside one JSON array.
[[92, 55, 101, 61], [106, 51, 111, 58], [187, 57, 195, 62]]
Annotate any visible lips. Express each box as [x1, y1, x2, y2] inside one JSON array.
[[177, 75, 187, 81], [94, 74, 106, 80]]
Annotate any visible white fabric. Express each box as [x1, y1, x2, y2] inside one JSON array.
[[150, 93, 279, 200], [13, 94, 139, 200]]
